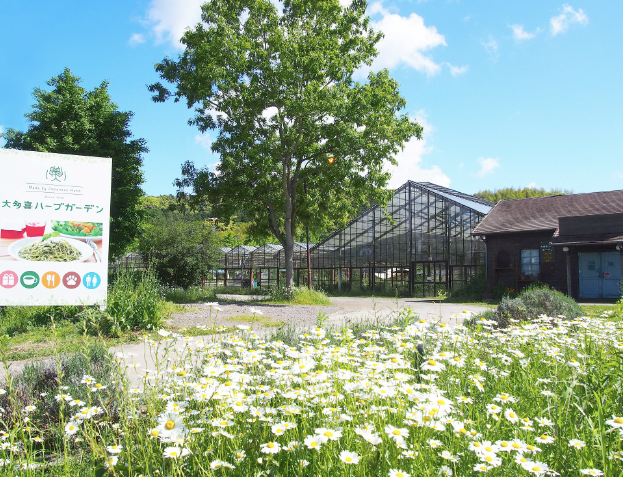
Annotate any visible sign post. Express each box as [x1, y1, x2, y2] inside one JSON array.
[[0, 150, 111, 306]]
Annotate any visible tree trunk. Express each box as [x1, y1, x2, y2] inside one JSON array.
[[285, 198, 295, 289]]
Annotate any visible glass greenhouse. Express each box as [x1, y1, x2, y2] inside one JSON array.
[[215, 181, 493, 296]]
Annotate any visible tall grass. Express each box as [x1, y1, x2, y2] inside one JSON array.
[[106, 267, 167, 332]]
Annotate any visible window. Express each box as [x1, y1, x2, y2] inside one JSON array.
[[521, 249, 539, 277]]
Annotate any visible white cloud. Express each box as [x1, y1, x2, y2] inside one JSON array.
[[550, 4, 588, 36], [146, 0, 204, 48], [510, 24, 537, 41], [365, 1, 447, 77], [194, 132, 212, 151], [481, 36, 498, 58], [0, 125, 5, 147], [527, 182, 537, 188], [128, 33, 146, 46], [475, 157, 500, 177], [387, 111, 451, 188], [445, 63, 468, 77]]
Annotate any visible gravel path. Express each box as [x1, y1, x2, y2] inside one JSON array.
[[167, 297, 490, 331]]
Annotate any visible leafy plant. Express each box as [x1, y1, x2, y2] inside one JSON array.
[[495, 285, 583, 327], [106, 268, 166, 331]]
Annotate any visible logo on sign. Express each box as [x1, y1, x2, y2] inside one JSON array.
[[63, 272, 81, 289], [20, 271, 40, 289], [83, 272, 101, 289], [46, 165, 66, 182], [42, 271, 61, 289], [0, 271, 18, 289]]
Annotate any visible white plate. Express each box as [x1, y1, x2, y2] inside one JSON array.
[[8, 237, 94, 263], [58, 233, 102, 242]]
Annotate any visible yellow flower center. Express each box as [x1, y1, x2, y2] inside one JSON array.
[[392, 430, 401, 436], [501, 442, 508, 447], [236, 402, 243, 406], [346, 457, 352, 462], [324, 431, 333, 437], [427, 360, 436, 366], [614, 418, 623, 424], [170, 451, 178, 457], [95, 383, 102, 388], [267, 443, 274, 449], [165, 420, 175, 430], [151, 430, 159, 437]]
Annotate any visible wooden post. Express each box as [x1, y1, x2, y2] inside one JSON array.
[[565, 248, 572, 297]]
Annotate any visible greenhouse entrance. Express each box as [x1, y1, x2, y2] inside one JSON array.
[[410, 261, 449, 297]]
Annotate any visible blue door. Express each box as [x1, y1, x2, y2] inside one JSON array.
[[602, 252, 622, 299], [579, 252, 622, 299]]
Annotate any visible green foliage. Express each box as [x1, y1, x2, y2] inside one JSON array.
[[138, 210, 222, 289], [495, 285, 583, 327], [1, 68, 146, 258], [473, 186, 572, 203], [0, 342, 120, 434], [0, 305, 81, 336], [150, 0, 422, 287], [106, 268, 166, 330], [268, 286, 332, 305], [448, 270, 490, 300]]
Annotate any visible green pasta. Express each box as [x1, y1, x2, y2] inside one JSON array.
[[18, 239, 82, 262]]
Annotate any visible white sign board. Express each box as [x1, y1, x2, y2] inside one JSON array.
[[0, 150, 111, 306]]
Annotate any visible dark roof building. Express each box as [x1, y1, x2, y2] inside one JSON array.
[[473, 190, 623, 300]]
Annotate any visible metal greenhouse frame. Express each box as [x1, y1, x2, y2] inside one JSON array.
[[215, 181, 493, 296]]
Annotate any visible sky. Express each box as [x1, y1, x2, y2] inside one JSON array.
[[1, 0, 622, 197]]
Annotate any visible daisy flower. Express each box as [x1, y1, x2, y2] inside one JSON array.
[[521, 461, 549, 476], [163, 447, 191, 459], [106, 444, 123, 454], [260, 442, 281, 454], [568, 439, 585, 449], [504, 408, 519, 423], [535, 434, 555, 444], [580, 470, 603, 476], [304, 435, 323, 451], [339, 450, 360, 464], [389, 470, 410, 477], [606, 415, 623, 429]]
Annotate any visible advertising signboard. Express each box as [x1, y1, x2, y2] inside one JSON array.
[[0, 150, 111, 306]]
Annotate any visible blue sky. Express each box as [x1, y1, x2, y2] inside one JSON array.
[[1, 0, 621, 197]]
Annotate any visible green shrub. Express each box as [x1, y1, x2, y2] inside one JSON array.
[[106, 268, 166, 331], [495, 285, 582, 327]]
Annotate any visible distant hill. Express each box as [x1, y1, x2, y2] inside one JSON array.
[[473, 187, 572, 203]]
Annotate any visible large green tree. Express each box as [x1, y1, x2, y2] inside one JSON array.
[[2, 68, 146, 258], [149, 0, 421, 288]]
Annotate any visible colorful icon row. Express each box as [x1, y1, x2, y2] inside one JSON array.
[[0, 271, 101, 290]]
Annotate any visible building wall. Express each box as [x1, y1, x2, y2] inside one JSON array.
[[485, 232, 622, 299]]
